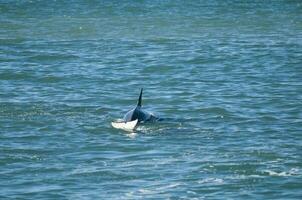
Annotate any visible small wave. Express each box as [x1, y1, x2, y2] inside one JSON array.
[[69, 166, 101, 176], [135, 183, 183, 195], [137, 189, 155, 195], [155, 183, 183, 191], [197, 177, 224, 185], [263, 168, 300, 177]]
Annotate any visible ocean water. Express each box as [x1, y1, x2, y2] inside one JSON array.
[[1, 0, 302, 199]]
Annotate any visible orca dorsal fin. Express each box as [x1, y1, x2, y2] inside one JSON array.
[[137, 88, 143, 107]]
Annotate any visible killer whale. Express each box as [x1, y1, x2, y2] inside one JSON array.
[[123, 88, 157, 123], [111, 88, 158, 131]]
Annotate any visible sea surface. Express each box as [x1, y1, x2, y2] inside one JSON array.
[[1, 0, 302, 199]]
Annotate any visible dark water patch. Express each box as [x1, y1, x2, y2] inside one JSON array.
[[0, 70, 36, 81], [0, 37, 26, 45], [26, 53, 80, 63]]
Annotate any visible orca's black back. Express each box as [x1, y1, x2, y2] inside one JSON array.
[[123, 107, 148, 122]]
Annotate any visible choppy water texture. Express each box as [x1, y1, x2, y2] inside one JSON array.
[[1, 0, 302, 199]]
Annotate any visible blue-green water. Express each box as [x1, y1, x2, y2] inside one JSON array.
[[1, 0, 302, 199]]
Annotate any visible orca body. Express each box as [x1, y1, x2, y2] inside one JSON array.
[[123, 88, 158, 123], [111, 88, 158, 131]]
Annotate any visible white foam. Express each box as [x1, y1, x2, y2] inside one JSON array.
[[138, 189, 154, 194], [264, 168, 299, 177], [126, 132, 137, 139], [197, 178, 224, 185], [155, 183, 182, 191]]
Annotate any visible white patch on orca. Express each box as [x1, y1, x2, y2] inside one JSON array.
[[111, 119, 138, 131]]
